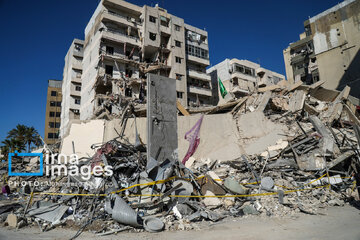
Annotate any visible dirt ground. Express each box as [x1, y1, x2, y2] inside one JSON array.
[[0, 205, 359, 240]]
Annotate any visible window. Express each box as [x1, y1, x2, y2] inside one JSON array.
[[105, 65, 113, 76], [49, 112, 55, 117], [49, 122, 55, 128], [175, 40, 181, 47], [56, 101, 61, 107], [177, 91, 183, 99], [186, 45, 208, 60], [75, 86, 81, 91], [106, 46, 114, 55], [56, 112, 61, 117], [54, 133, 59, 139], [75, 99, 81, 105], [160, 16, 169, 27], [55, 123, 60, 128], [175, 57, 182, 63], [51, 91, 57, 96], [174, 25, 181, 31], [149, 15, 156, 23], [149, 32, 156, 41], [50, 101, 56, 107], [48, 133, 54, 139], [176, 74, 183, 80]]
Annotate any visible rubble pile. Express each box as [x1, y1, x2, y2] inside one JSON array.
[[0, 81, 360, 237]]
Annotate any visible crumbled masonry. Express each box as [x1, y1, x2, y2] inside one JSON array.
[[1, 80, 360, 238]]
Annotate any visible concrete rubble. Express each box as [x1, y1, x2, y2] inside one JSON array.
[[1, 80, 360, 238]]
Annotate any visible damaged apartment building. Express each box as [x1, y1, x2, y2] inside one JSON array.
[[80, 0, 212, 120], [207, 59, 285, 105], [60, 39, 84, 137], [283, 0, 360, 100]]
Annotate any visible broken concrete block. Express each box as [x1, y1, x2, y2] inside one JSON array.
[[6, 214, 17, 228], [203, 191, 221, 207], [185, 156, 196, 169], [224, 177, 247, 194], [242, 205, 259, 215]]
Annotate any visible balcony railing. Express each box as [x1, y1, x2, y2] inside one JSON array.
[[104, 10, 142, 26], [104, 28, 140, 41]]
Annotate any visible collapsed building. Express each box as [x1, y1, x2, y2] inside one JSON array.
[[283, 0, 360, 100], [80, 0, 212, 121], [2, 74, 360, 236]]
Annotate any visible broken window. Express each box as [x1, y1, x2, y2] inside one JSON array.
[[174, 25, 181, 31], [149, 15, 156, 23], [177, 91, 183, 99], [54, 133, 59, 139], [75, 86, 81, 91], [51, 91, 57, 96], [49, 122, 55, 128], [75, 99, 80, 105], [176, 74, 183, 80], [106, 46, 114, 55], [56, 101, 61, 107], [56, 112, 61, 117], [55, 123, 60, 128], [105, 65, 113, 76], [175, 40, 181, 47], [125, 68, 133, 78], [149, 32, 156, 41], [175, 56, 182, 63], [160, 16, 169, 27], [49, 112, 55, 117], [232, 78, 239, 86], [48, 133, 54, 139], [125, 87, 132, 97], [50, 101, 55, 107]]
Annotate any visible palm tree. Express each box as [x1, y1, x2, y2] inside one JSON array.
[[24, 127, 42, 152], [1, 139, 25, 153], [7, 124, 27, 143]]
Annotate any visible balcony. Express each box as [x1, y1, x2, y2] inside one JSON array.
[[72, 62, 82, 70], [187, 55, 210, 66], [102, 28, 141, 47], [70, 88, 81, 97], [71, 77, 81, 84], [187, 69, 211, 81], [102, 51, 140, 63], [187, 85, 212, 96], [102, 10, 142, 28]]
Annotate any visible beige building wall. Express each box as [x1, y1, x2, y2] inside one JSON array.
[[283, 0, 360, 98], [44, 80, 62, 145]]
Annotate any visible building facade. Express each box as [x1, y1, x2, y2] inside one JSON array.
[[80, 0, 211, 120], [207, 58, 285, 105], [60, 39, 84, 137], [283, 0, 360, 98], [44, 80, 62, 145]]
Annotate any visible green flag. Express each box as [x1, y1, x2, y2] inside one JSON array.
[[218, 77, 228, 98]]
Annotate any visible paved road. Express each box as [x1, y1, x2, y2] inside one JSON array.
[[0, 205, 360, 240]]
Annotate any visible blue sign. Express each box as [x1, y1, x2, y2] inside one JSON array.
[[8, 150, 43, 176]]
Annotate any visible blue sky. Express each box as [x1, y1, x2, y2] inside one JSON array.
[[0, 0, 340, 142]]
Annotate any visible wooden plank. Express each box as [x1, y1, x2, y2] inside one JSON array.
[[176, 100, 190, 116]]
